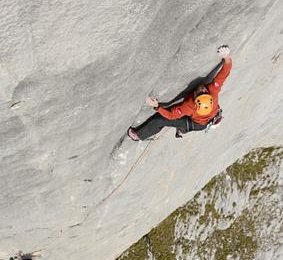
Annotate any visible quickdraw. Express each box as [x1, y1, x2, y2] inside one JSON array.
[[205, 108, 223, 133]]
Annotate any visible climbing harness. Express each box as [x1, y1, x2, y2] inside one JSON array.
[[205, 108, 223, 133]]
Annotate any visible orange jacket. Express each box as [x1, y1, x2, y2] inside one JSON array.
[[157, 59, 232, 125]]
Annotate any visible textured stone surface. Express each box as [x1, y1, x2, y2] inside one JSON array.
[[118, 147, 283, 260], [0, 0, 283, 259]]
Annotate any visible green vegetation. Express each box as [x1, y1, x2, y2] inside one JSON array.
[[148, 215, 176, 260], [226, 146, 282, 190], [117, 146, 282, 260], [117, 236, 148, 260], [199, 209, 258, 260]]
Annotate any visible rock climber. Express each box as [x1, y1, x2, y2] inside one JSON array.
[[127, 45, 232, 141]]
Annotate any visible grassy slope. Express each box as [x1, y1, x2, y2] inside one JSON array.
[[117, 146, 283, 260]]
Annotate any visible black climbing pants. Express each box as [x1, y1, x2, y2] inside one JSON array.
[[133, 113, 207, 140]]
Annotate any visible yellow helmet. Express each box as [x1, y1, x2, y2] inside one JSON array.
[[195, 94, 213, 116]]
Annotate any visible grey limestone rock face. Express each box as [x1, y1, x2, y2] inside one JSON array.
[[118, 147, 283, 260], [0, 0, 283, 259]]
